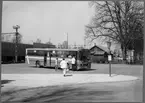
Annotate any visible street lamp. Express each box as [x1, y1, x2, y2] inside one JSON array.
[[107, 41, 112, 77], [66, 33, 68, 49], [13, 25, 20, 63]]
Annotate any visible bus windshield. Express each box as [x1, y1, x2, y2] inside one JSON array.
[[79, 49, 90, 61]]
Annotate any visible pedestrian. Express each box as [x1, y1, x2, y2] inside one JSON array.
[[55, 57, 58, 71], [67, 55, 73, 75], [71, 56, 76, 71], [68, 55, 72, 70], [60, 58, 68, 77]]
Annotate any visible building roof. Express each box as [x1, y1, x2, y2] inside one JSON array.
[[90, 45, 109, 53], [33, 43, 55, 48]]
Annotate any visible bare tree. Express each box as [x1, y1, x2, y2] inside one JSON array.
[[85, 1, 144, 60], [45, 41, 56, 48], [46, 41, 53, 45], [58, 43, 62, 48], [62, 41, 68, 49], [35, 38, 41, 43]]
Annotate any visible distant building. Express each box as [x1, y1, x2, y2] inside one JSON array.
[[89, 44, 113, 63], [2, 41, 33, 63], [33, 43, 56, 48], [1, 42, 56, 63]]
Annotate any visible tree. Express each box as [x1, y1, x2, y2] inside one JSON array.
[[85, 1, 144, 60], [58, 43, 62, 48], [45, 41, 56, 48], [46, 41, 53, 45], [35, 38, 41, 43], [62, 41, 68, 49]]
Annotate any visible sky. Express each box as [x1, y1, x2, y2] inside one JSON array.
[[2, 1, 96, 46]]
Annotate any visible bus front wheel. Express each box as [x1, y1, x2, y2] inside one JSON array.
[[35, 60, 40, 68]]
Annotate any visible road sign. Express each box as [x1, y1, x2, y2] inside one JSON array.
[[108, 55, 112, 61]]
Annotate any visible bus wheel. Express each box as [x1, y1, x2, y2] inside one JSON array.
[[35, 60, 40, 68], [88, 65, 91, 69]]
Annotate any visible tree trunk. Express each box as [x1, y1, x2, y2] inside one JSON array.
[[121, 45, 127, 62]]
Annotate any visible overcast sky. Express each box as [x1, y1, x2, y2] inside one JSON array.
[[2, 1, 96, 46]]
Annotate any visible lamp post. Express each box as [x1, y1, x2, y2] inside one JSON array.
[[13, 25, 20, 63], [66, 33, 68, 49], [107, 41, 112, 77]]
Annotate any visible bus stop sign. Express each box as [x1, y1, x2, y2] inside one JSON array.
[[108, 55, 112, 61]]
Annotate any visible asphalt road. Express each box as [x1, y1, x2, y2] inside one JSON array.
[[2, 63, 143, 76], [1, 63, 143, 102]]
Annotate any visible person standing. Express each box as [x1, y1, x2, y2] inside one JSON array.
[[55, 57, 58, 71], [71, 56, 76, 71], [60, 58, 68, 77], [68, 55, 72, 70]]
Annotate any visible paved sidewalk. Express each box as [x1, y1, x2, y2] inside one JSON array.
[[2, 74, 139, 90]]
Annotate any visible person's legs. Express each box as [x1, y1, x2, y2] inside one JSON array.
[[57, 65, 58, 70], [67, 64, 70, 72], [55, 65, 57, 71], [55, 65, 58, 71], [63, 68, 66, 76], [69, 63, 73, 75], [70, 63, 72, 70], [72, 64, 75, 71]]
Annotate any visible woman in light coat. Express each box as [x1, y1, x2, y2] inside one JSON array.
[[60, 58, 68, 77]]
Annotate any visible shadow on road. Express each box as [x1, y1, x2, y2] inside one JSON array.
[[29, 66, 97, 72], [20, 87, 114, 102], [77, 68, 97, 71], [29, 66, 62, 70], [1, 80, 15, 87], [64, 74, 73, 77], [1, 80, 14, 85]]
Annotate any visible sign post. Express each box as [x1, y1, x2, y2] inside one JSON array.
[[108, 54, 112, 77], [107, 41, 112, 77]]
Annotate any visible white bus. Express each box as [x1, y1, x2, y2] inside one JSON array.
[[26, 48, 91, 70]]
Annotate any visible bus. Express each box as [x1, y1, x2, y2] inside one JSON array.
[[25, 48, 91, 70]]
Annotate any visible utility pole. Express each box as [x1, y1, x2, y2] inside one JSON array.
[[107, 40, 112, 77], [13, 25, 20, 63], [84, 36, 86, 49]]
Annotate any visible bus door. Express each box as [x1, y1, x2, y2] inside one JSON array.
[[44, 52, 47, 67], [47, 51, 51, 67], [48, 50, 56, 67], [75, 51, 78, 69], [72, 51, 78, 70]]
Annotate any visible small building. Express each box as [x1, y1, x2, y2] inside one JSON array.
[[33, 43, 56, 48], [90, 44, 113, 63], [2, 41, 33, 63]]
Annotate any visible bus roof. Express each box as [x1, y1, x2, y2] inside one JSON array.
[[26, 48, 80, 51]]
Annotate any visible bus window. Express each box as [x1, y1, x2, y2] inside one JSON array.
[[28, 50, 46, 57]]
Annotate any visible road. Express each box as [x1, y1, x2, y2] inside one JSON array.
[[2, 63, 143, 76], [1, 63, 143, 102]]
